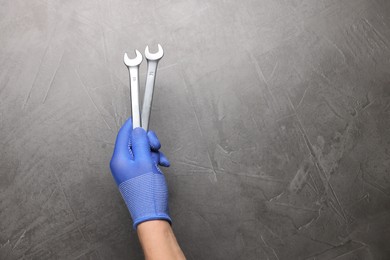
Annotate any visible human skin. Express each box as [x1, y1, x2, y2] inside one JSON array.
[[137, 220, 186, 260]]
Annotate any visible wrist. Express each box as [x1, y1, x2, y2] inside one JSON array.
[[137, 220, 185, 260], [137, 220, 172, 235]]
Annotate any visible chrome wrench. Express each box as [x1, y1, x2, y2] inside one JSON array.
[[141, 44, 164, 131], [124, 50, 143, 129]]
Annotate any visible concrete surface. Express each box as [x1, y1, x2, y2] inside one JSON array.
[[1, 0, 390, 259]]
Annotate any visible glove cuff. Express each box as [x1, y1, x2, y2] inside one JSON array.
[[119, 172, 171, 230], [133, 215, 172, 230]]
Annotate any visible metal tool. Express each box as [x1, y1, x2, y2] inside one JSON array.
[[141, 44, 164, 131], [124, 50, 143, 129]]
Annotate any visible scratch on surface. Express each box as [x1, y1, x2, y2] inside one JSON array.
[[347, 193, 370, 209], [306, 240, 366, 259], [362, 18, 389, 50], [310, 64, 332, 85], [298, 213, 318, 230], [288, 161, 310, 193], [293, 111, 319, 166], [261, 235, 280, 260], [343, 33, 359, 60], [360, 93, 375, 112], [100, 27, 109, 67], [97, 14, 115, 104], [361, 98, 375, 112], [53, 172, 78, 222], [172, 146, 184, 153], [73, 249, 96, 260], [328, 200, 347, 223], [159, 63, 178, 71], [268, 192, 284, 202], [360, 164, 390, 197], [75, 69, 112, 130], [223, 170, 287, 183], [182, 156, 210, 166], [322, 35, 347, 63], [270, 202, 317, 212], [333, 245, 367, 259], [0, 240, 11, 258], [176, 160, 214, 171], [300, 233, 335, 247], [308, 171, 320, 195], [323, 98, 346, 120], [304, 179, 317, 194], [383, 101, 390, 112], [269, 61, 279, 80], [216, 143, 231, 155], [40, 187, 58, 209], [12, 230, 26, 250], [296, 86, 310, 109], [249, 52, 277, 107], [328, 182, 348, 222], [22, 47, 49, 109], [42, 51, 64, 104], [22, 22, 59, 109], [275, 113, 295, 122]]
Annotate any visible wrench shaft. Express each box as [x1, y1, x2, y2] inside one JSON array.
[[141, 60, 158, 131], [129, 67, 141, 128]]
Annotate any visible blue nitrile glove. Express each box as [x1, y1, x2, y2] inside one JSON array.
[[110, 117, 172, 230]]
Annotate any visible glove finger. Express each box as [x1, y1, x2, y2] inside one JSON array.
[[113, 117, 133, 158], [151, 151, 160, 165], [131, 127, 152, 161], [147, 130, 161, 151], [158, 151, 170, 167]]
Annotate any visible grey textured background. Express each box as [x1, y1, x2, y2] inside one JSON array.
[[1, 0, 390, 259]]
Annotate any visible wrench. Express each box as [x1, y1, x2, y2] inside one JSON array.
[[124, 50, 143, 129], [141, 44, 164, 131]]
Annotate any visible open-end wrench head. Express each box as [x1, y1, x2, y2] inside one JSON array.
[[145, 44, 164, 61], [124, 49, 143, 67]]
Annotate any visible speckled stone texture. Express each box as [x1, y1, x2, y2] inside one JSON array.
[[1, 0, 389, 259]]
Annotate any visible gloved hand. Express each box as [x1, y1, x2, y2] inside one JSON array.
[[110, 117, 172, 230]]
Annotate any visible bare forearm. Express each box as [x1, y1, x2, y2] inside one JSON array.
[[137, 220, 186, 260]]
